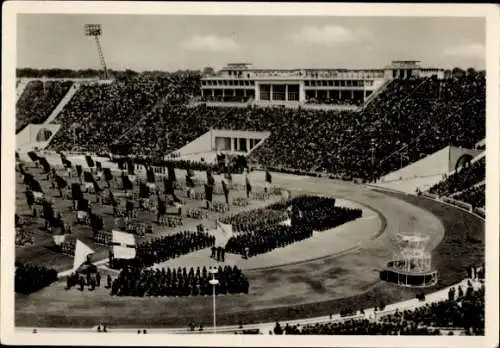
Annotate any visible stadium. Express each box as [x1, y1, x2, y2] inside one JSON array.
[[12, 17, 485, 336]]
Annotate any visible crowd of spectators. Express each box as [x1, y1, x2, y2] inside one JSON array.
[[111, 264, 249, 297], [15, 262, 58, 294], [454, 184, 485, 209], [42, 70, 484, 182], [273, 283, 484, 335], [429, 157, 485, 197], [16, 80, 73, 133], [48, 72, 200, 155]]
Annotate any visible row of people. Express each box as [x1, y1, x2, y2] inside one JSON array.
[[133, 231, 215, 267], [225, 225, 314, 257], [221, 208, 288, 234], [224, 204, 362, 257], [15, 262, 58, 294], [15, 228, 35, 247]]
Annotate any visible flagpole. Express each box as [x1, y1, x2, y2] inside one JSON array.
[[208, 266, 219, 334]]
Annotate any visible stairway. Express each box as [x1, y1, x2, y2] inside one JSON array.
[[362, 79, 391, 108], [16, 79, 30, 102], [44, 82, 80, 124]]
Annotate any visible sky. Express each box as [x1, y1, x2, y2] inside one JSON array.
[[17, 14, 486, 72]]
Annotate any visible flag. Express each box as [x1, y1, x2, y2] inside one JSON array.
[[112, 230, 136, 260], [204, 184, 213, 203], [210, 220, 234, 248], [18, 163, 26, 175], [186, 174, 195, 188], [146, 167, 155, 183], [164, 177, 174, 195], [266, 170, 272, 184], [30, 179, 43, 194], [25, 190, 34, 206], [126, 200, 134, 213], [127, 158, 134, 176], [55, 175, 68, 189], [71, 183, 83, 201], [103, 168, 113, 182], [157, 197, 167, 215], [245, 176, 252, 197], [90, 213, 104, 231], [76, 199, 89, 221], [118, 159, 126, 170], [139, 183, 150, 199], [27, 151, 39, 162], [52, 234, 66, 246], [172, 193, 183, 206], [279, 218, 292, 227], [77, 199, 89, 212], [23, 173, 34, 186], [121, 173, 133, 190], [281, 189, 291, 201], [225, 166, 233, 182], [76, 165, 83, 177], [83, 171, 94, 183], [85, 155, 95, 168], [91, 177, 102, 193], [107, 190, 117, 206], [63, 158, 72, 169], [73, 240, 95, 272], [206, 169, 215, 187], [42, 201, 54, 221], [222, 180, 229, 203], [39, 157, 51, 174], [168, 164, 176, 182]]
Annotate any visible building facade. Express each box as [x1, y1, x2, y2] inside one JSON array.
[[200, 61, 445, 107]]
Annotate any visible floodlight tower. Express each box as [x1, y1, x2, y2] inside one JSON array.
[[84, 24, 109, 79]]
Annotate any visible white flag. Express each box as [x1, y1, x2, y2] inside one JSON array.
[[281, 189, 290, 200], [279, 218, 292, 227], [112, 230, 136, 260], [73, 240, 95, 272], [211, 221, 234, 248], [53, 234, 66, 246]]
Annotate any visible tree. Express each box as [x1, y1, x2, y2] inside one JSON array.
[[466, 67, 478, 79], [202, 67, 215, 76], [452, 67, 465, 78]]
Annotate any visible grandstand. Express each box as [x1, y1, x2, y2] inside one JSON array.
[[12, 20, 487, 337]]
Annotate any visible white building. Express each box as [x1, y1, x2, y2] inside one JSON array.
[[200, 60, 445, 107]]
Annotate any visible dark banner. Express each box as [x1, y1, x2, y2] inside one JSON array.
[[204, 184, 213, 203]]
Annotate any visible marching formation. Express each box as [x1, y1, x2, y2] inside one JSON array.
[[111, 265, 249, 297]]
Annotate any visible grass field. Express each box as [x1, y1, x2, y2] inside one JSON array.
[[14, 163, 283, 271], [14, 169, 484, 329]]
